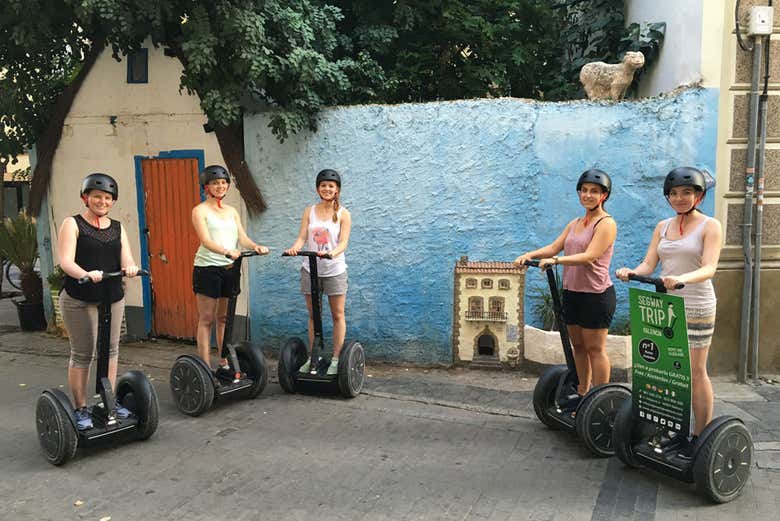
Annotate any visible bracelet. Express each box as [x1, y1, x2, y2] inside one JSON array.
[[552, 256, 559, 265]]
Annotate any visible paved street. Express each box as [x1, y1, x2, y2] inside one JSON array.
[[0, 295, 778, 520]]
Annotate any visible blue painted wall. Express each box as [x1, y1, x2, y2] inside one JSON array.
[[244, 88, 719, 364]]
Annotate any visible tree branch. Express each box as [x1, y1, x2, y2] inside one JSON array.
[[28, 38, 106, 217]]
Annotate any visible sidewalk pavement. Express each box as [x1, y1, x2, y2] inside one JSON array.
[[1, 295, 778, 471]]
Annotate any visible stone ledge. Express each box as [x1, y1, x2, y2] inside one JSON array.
[[522, 325, 631, 381]]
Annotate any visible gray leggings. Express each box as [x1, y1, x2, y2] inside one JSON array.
[[60, 289, 124, 369]]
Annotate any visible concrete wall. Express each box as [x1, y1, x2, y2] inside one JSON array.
[[46, 41, 248, 337], [625, 0, 707, 96], [244, 88, 719, 364], [711, 1, 780, 375]]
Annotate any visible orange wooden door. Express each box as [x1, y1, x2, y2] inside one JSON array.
[[141, 158, 201, 339]]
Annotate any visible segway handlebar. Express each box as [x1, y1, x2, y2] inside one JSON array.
[[521, 259, 541, 268], [225, 250, 267, 260], [625, 273, 684, 293], [78, 269, 150, 284], [282, 250, 333, 260]]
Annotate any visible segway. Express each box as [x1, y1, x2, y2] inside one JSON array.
[[169, 251, 268, 416], [277, 251, 364, 397], [35, 270, 159, 466], [526, 260, 630, 457], [613, 274, 753, 503]]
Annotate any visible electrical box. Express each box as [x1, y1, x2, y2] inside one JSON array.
[[748, 6, 774, 36]]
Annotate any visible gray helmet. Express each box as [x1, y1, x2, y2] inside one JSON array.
[[663, 167, 706, 196], [576, 169, 612, 200], [199, 165, 231, 187], [81, 173, 118, 200], [316, 169, 341, 188]]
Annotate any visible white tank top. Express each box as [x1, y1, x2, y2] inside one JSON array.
[[193, 212, 238, 267], [657, 216, 716, 308], [303, 206, 347, 277]]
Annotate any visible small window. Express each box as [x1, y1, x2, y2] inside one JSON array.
[[481, 278, 493, 289], [489, 297, 505, 314], [127, 48, 149, 84], [465, 278, 477, 289], [468, 297, 483, 313], [498, 279, 510, 290]]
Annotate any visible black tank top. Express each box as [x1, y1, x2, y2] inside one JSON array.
[[63, 215, 124, 303]]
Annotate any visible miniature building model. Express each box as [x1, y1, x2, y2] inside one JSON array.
[[452, 257, 525, 368]]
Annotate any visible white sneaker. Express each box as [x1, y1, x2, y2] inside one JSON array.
[[298, 360, 311, 373], [326, 358, 339, 375]]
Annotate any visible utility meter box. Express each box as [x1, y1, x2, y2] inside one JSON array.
[[748, 6, 774, 36]]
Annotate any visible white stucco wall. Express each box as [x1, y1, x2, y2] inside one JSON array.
[[625, 0, 711, 96], [47, 41, 244, 313]]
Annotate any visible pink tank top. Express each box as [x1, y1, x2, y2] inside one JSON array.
[[562, 217, 614, 293]]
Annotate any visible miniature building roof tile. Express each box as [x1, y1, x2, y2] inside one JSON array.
[[455, 260, 523, 274]]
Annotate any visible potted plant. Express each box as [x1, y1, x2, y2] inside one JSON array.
[[0, 212, 46, 331], [47, 265, 67, 335]]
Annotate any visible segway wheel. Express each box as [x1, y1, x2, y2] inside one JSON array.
[[338, 340, 365, 398], [532, 365, 569, 430], [693, 420, 753, 503], [576, 385, 631, 457], [36, 393, 78, 466], [613, 399, 654, 469], [236, 344, 268, 399], [117, 370, 160, 440], [170, 357, 214, 416], [278, 337, 307, 394]]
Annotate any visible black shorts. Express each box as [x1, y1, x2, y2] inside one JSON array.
[[192, 265, 240, 299], [561, 286, 616, 329]]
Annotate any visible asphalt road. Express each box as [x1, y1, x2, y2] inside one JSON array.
[[0, 350, 777, 521]]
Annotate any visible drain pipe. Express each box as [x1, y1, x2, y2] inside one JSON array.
[[737, 32, 762, 383], [750, 16, 772, 379]]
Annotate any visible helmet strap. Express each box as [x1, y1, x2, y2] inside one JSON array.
[[671, 193, 704, 236], [582, 193, 606, 226], [205, 184, 227, 207]]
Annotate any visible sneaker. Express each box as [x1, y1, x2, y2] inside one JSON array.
[[298, 360, 311, 374], [677, 435, 698, 460], [74, 407, 93, 431], [115, 401, 131, 419], [215, 364, 238, 382], [326, 358, 339, 375]]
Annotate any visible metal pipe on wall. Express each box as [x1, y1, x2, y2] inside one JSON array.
[[750, 26, 772, 379], [737, 36, 762, 383]]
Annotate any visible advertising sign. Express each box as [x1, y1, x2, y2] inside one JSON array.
[[629, 288, 691, 436]]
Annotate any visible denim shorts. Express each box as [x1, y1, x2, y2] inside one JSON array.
[[300, 268, 348, 296], [561, 286, 616, 329], [193, 264, 240, 299]]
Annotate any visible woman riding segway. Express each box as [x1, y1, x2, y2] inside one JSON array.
[[168, 165, 270, 416], [515, 169, 629, 456], [614, 167, 752, 502], [36, 173, 159, 465], [279, 169, 365, 397]]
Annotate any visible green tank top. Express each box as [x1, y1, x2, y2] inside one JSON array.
[[193, 212, 238, 267]]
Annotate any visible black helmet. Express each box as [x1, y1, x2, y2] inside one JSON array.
[[576, 169, 612, 200], [663, 167, 706, 195], [81, 173, 118, 200], [199, 165, 231, 187], [316, 169, 341, 188]]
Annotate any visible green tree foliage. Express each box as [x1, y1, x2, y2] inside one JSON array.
[[334, 0, 664, 102], [1, 0, 385, 214], [334, 0, 561, 101]]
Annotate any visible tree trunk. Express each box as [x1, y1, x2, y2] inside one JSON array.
[[27, 38, 106, 217], [170, 49, 267, 216], [214, 123, 267, 215]]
